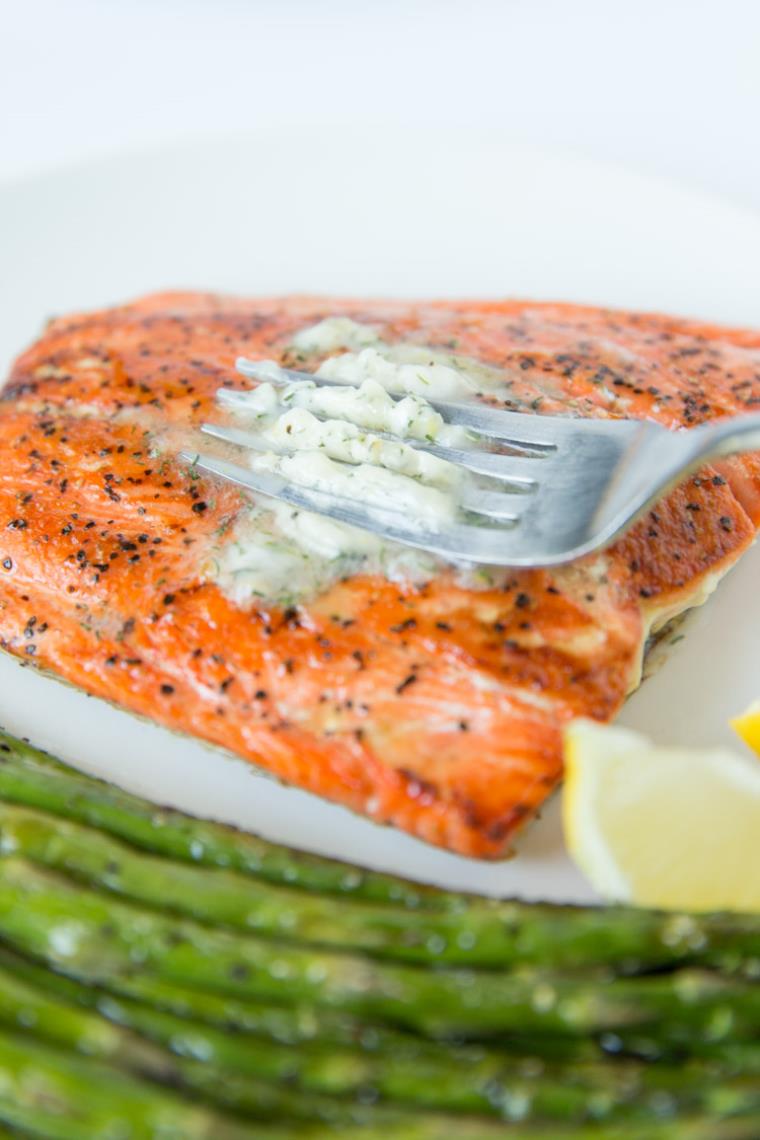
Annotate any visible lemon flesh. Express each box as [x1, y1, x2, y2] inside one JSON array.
[[563, 720, 760, 912], [731, 699, 760, 756]]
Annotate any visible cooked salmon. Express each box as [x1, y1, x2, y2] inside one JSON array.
[[1, 293, 759, 858]]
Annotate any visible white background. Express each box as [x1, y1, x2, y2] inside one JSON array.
[[3, 0, 760, 209]]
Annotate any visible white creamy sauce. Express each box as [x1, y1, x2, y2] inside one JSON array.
[[209, 319, 505, 605], [236, 372, 469, 448], [318, 346, 479, 401], [318, 339, 507, 401], [212, 500, 440, 607], [252, 451, 457, 527], [262, 408, 461, 489], [291, 316, 382, 354]]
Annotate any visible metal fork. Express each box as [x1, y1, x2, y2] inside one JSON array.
[[179, 358, 760, 567]]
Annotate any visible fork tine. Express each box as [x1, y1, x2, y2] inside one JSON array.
[[217, 390, 543, 481], [200, 422, 271, 453], [234, 359, 563, 450], [179, 449, 529, 565], [201, 420, 539, 496], [460, 489, 522, 520], [389, 440, 539, 484], [205, 424, 528, 522], [200, 422, 524, 522]]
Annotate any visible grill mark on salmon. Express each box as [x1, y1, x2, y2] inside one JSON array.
[[0, 292, 758, 857]]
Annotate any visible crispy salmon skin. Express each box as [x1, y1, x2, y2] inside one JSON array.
[[1, 293, 759, 858]]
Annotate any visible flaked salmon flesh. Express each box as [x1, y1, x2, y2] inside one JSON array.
[[1, 293, 759, 858]]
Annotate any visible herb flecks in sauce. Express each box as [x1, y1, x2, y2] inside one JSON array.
[[209, 320, 510, 607]]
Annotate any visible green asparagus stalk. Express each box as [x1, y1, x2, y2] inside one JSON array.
[[0, 801, 737, 974], [0, 1025, 757, 1140], [0, 1002, 756, 1140], [1, 756, 759, 975], [104, 963, 625, 1069], [670, 1041, 760, 1071], [3, 946, 760, 1125], [601, 1029, 760, 1069], [389, 1117, 760, 1140], [93, 966, 431, 1053], [0, 858, 758, 1044], [10, 975, 742, 1135], [86, 969, 606, 1063], [317, 1117, 760, 1140], [0, 946, 586, 1114], [0, 801, 528, 966], [64, 957, 760, 1074], [0, 953, 428, 1127], [49, 941, 755, 1074], [0, 1123, 29, 1138], [0, 737, 757, 1140], [0, 1027, 262, 1140], [0, 732, 433, 908], [0, 960, 611, 1122], [0, 955, 176, 1074]]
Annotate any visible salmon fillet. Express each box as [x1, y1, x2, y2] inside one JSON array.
[[1, 293, 759, 858]]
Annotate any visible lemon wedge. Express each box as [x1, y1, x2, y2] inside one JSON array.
[[563, 719, 760, 912], [731, 699, 760, 756]]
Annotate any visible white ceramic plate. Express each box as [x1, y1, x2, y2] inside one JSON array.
[[2, 130, 760, 902]]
